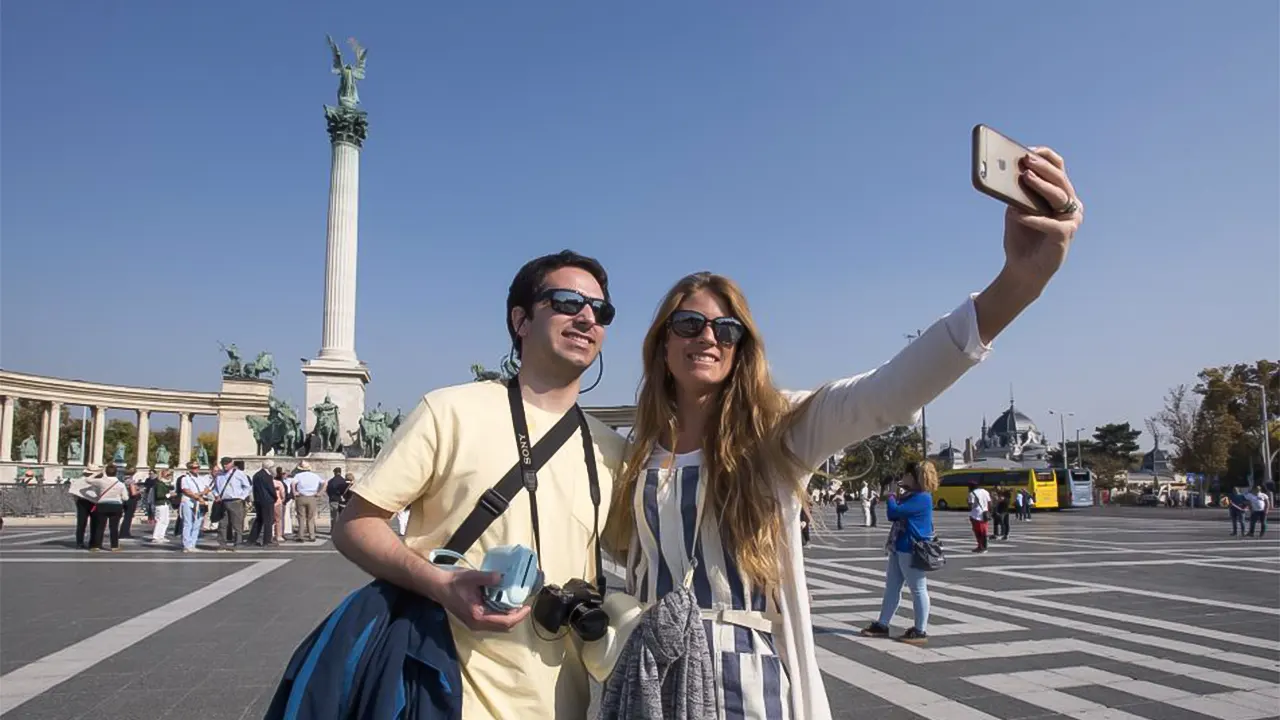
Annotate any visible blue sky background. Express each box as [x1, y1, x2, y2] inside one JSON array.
[[3, 1, 1277, 449]]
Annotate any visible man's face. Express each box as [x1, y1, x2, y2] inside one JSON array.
[[513, 266, 608, 377]]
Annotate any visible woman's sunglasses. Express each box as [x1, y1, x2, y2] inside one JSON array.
[[536, 288, 616, 326], [667, 310, 746, 346]]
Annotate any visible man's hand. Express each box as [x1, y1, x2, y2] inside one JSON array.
[[334, 495, 531, 634], [428, 566, 532, 633]]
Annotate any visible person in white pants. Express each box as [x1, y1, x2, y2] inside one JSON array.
[[860, 481, 873, 527], [150, 470, 174, 543]]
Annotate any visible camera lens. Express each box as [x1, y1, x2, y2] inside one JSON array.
[[571, 605, 609, 642]]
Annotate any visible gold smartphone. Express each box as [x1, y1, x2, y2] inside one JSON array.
[[971, 124, 1051, 215]]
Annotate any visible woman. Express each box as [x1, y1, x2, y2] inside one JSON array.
[[273, 467, 288, 543], [602, 146, 1082, 718], [86, 464, 129, 551], [149, 469, 174, 543], [860, 461, 938, 645]]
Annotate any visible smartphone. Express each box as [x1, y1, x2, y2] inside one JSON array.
[[971, 124, 1051, 215]]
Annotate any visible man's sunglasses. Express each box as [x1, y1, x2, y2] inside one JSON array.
[[667, 310, 746, 346], [536, 288, 616, 326]]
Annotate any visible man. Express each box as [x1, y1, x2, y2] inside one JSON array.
[[119, 466, 140, 539], [1245, 486, 1270, 537], [142, 468, 159, 523], [333, 251, 628, 719], [967, 480, 991, 553], [326, 467, 349, 529], [248, 461, 278, 546], [212, 457, 252, 550], [290, 461, 325, 542], [1228, 488, 1250, 537], [176, 460, 211, 552]]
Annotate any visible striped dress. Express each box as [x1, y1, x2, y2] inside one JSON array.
[[627, 448, 791, 720]]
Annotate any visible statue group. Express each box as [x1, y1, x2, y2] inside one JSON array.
[[247, 393, 401, 459], [352, 404, 401, 459], [247, 396, 304, 456], [220, 343, 279, 381]]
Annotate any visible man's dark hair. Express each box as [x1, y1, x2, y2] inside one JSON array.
[[506, 249, 610, 359], [333, 467, 343, 476]]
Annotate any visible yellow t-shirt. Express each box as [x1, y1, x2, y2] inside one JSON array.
[[353, 380, 628, 720]]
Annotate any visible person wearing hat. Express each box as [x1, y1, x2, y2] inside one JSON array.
[[85, 464, 130, 551], [290, 461, 325, 542], [71, 465, 103, 549], [175, 460, 212, 552]]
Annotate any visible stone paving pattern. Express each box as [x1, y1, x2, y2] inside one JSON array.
[[1, 507, 1277, 719]]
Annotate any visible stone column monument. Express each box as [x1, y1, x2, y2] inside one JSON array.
[[302, 35, 371, 449]]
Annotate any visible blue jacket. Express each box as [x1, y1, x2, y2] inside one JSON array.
[[886, 492, 935, 553], [266, 580, 462, 720]]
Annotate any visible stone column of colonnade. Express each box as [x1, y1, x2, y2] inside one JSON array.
[[91, 406, 107, 467], [44, 401, 62, 463], [178, 412, 193, 467], [135, 410, 150, 469], [0, 396, 13, 461]]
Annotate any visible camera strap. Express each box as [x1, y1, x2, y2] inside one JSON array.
[[441, 379, 605, 596]]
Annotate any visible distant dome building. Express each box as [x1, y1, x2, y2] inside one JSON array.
[[973, 392, 1050, 468]]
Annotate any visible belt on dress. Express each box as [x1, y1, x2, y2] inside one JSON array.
[[700, 607, 778, 634]]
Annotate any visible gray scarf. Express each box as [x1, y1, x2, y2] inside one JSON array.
[[597, 586, 716, 720]]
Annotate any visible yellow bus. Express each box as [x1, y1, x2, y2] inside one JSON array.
[[934, 468, 1060, 512]]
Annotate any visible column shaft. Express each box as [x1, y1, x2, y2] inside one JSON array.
[[91, 407, 107, 466], [0, 396, 14, 462], [319, 140, 361, 361], [46, 402, 62, 464], [136, 410, 151, 469], [178, 413, 193, 466]]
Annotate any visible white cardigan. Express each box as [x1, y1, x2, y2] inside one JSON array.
[[774, 294, 990, 720]]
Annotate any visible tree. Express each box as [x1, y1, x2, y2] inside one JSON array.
[[9, 399, 44, 459], [197, 431, 218, 465], [1158, 384, 1201, 474], [1089, 452, 1129, 491], [150, 427, 181, 467], [1076, 422, 1142, 492], [1092, 422, 1142, 458], [1159, 360, 1277, 483], [837, 426, 924, 486], [1048, 439, 1096, 468], [102, 419, 138, 467]]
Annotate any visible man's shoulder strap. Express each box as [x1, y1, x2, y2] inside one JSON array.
[[440, 409, 580, 558]]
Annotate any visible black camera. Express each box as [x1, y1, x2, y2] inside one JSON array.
[[532, 578, 609, 642]]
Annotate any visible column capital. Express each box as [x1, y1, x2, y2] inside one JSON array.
[[324, 105, 368, 147]]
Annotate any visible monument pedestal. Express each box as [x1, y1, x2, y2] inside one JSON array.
[[215, 378, 273, 461], [301, 359, 370, 450]]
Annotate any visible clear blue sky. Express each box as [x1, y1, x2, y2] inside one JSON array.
[[3, 1, 1277, 449]]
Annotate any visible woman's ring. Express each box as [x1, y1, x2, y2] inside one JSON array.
[[1056, 198, 1081, 216]]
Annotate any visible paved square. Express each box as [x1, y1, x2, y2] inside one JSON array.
[[2, 509, 1277, 719]]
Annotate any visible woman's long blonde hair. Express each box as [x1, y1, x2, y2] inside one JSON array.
[[602, 272, 814, 588]]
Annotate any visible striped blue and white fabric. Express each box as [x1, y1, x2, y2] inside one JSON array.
[[628, 448, 791, 720]]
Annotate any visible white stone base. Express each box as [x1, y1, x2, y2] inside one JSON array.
[[216, 378, 273, 461], [301, 358, 370, 450], [239, 454, 377, 482]]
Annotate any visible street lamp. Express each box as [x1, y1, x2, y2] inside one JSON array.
[[1244, 382, 1273, 491], [1075, 427, 1087, 468], [1048, 409, 1074, 470]]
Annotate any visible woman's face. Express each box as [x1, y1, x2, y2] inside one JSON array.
[[899, 471, 919, 492], [664, 288, 742, 395]]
